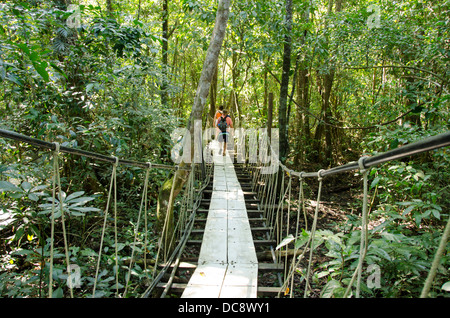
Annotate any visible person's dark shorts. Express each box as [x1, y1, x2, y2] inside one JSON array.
[[218, 132, 228, 142]]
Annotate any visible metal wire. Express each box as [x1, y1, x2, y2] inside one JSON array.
[[0, 128, 186, 171]]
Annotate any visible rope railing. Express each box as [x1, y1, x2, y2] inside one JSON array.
[[246, 129, 450, 298], [0, 128, 184, 171], [0, 128, 204, 298], [1, 126, 449, 298]]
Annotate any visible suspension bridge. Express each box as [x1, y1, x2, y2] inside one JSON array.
[[0, 128, 449, 298]]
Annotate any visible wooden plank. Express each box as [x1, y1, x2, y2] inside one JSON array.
[[186, 239, 276, 246], [207, 208, 227, 218], [257, 286, 285, 296], [181, 264, 227, 298], [183, 152, 258, 298], [198, 217, 227, 264], [227, 209, 248, 218], [228, 199, 246, 210], [160, 261, 284, 272], [228, 218, 257, 264], [221, 264, 258, 287], [158, 283, 284, 297], [258, 263, 284, 271]]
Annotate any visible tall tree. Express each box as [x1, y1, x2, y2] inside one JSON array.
[[294, 5, 312, 166], [106, 0, 113, 16], [313, 0, 342, 165], [278, 0, 293, 163], [161, 0, 169, 106]]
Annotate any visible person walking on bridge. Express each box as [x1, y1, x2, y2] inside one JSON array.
[[216, 109, 233, 156], [214, 105, 224, 140]]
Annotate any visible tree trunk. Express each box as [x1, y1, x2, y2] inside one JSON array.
[[161, 0, 169, 107], [106, 0, 113, 16], [156, 0, 231, 257], [136, 0, 142, 20], [313, 0, 342, 166], [209, 63, 218, 127], [294, 7, 311, 167], [278, 0, 293, 163], [295, 67, 310, 166]]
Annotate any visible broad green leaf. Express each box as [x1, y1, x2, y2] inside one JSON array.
[[52, 287, 64, 298], [370, 176, 380, 189], [70, 207, 101, 213], [276, 234, 295, 250], [0, 181, 23, 193], [28, 193, 39, 201], [429, 209, 440, 219], [5, 74, 23, 86], [49, 62, 68, 79], [33, 61, 49, 82], [21, 181, 32, 191], [69, 197, 96, 205], [320, 280, 341, 298], [65, 191, 86, 202]]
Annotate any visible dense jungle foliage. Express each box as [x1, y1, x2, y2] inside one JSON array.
[[0, 0, 448, 298]]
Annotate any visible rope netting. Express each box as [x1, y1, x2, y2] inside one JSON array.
[[0, 128, 210, 298], [246, 129, 450, 298]]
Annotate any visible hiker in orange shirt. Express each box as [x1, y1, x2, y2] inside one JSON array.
[[215, 105, 224, 121], [216, 109, 233, 156], [214, 106, 224, 140]]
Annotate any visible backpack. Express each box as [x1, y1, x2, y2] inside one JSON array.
[[218, 115, 229, 132]]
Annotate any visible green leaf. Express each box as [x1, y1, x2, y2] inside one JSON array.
[[11, 249, 33, 256], [370, 176, 380, 189], [320, 280, 341, 298], [390, 138, 399, 149], [276, 234, 295, 250], [428, 209, 440, 219], [0, 181, 23, 193], [70, 207, 101, 213], [294, 229, 311, 249], [21, 181, 32, 191], [52, 287, 64, 298], [5, 74, 23, 86], [49, 62, 68, 79], [28, 193, 39, 201], [69, 197, 96, 205], [402, 205, 416, 215], [33, 61, 49, 82], [65, 191, 86, 202]]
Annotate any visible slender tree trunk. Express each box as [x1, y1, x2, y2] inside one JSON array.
[[137, 0, 142, 20], [106, 0, 113, 16], [313, 0, 342, 165], [209, 64, 218, 127], [278, 0, 293, 163], [263, 70, 268, 118], [161, 0, 169, 107], [294, 6, 311, 166], [323, 70, 335, 164], [295, 67, 310, 166]]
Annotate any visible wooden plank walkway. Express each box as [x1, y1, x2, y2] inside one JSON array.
[[181, 146, 258, 298]]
